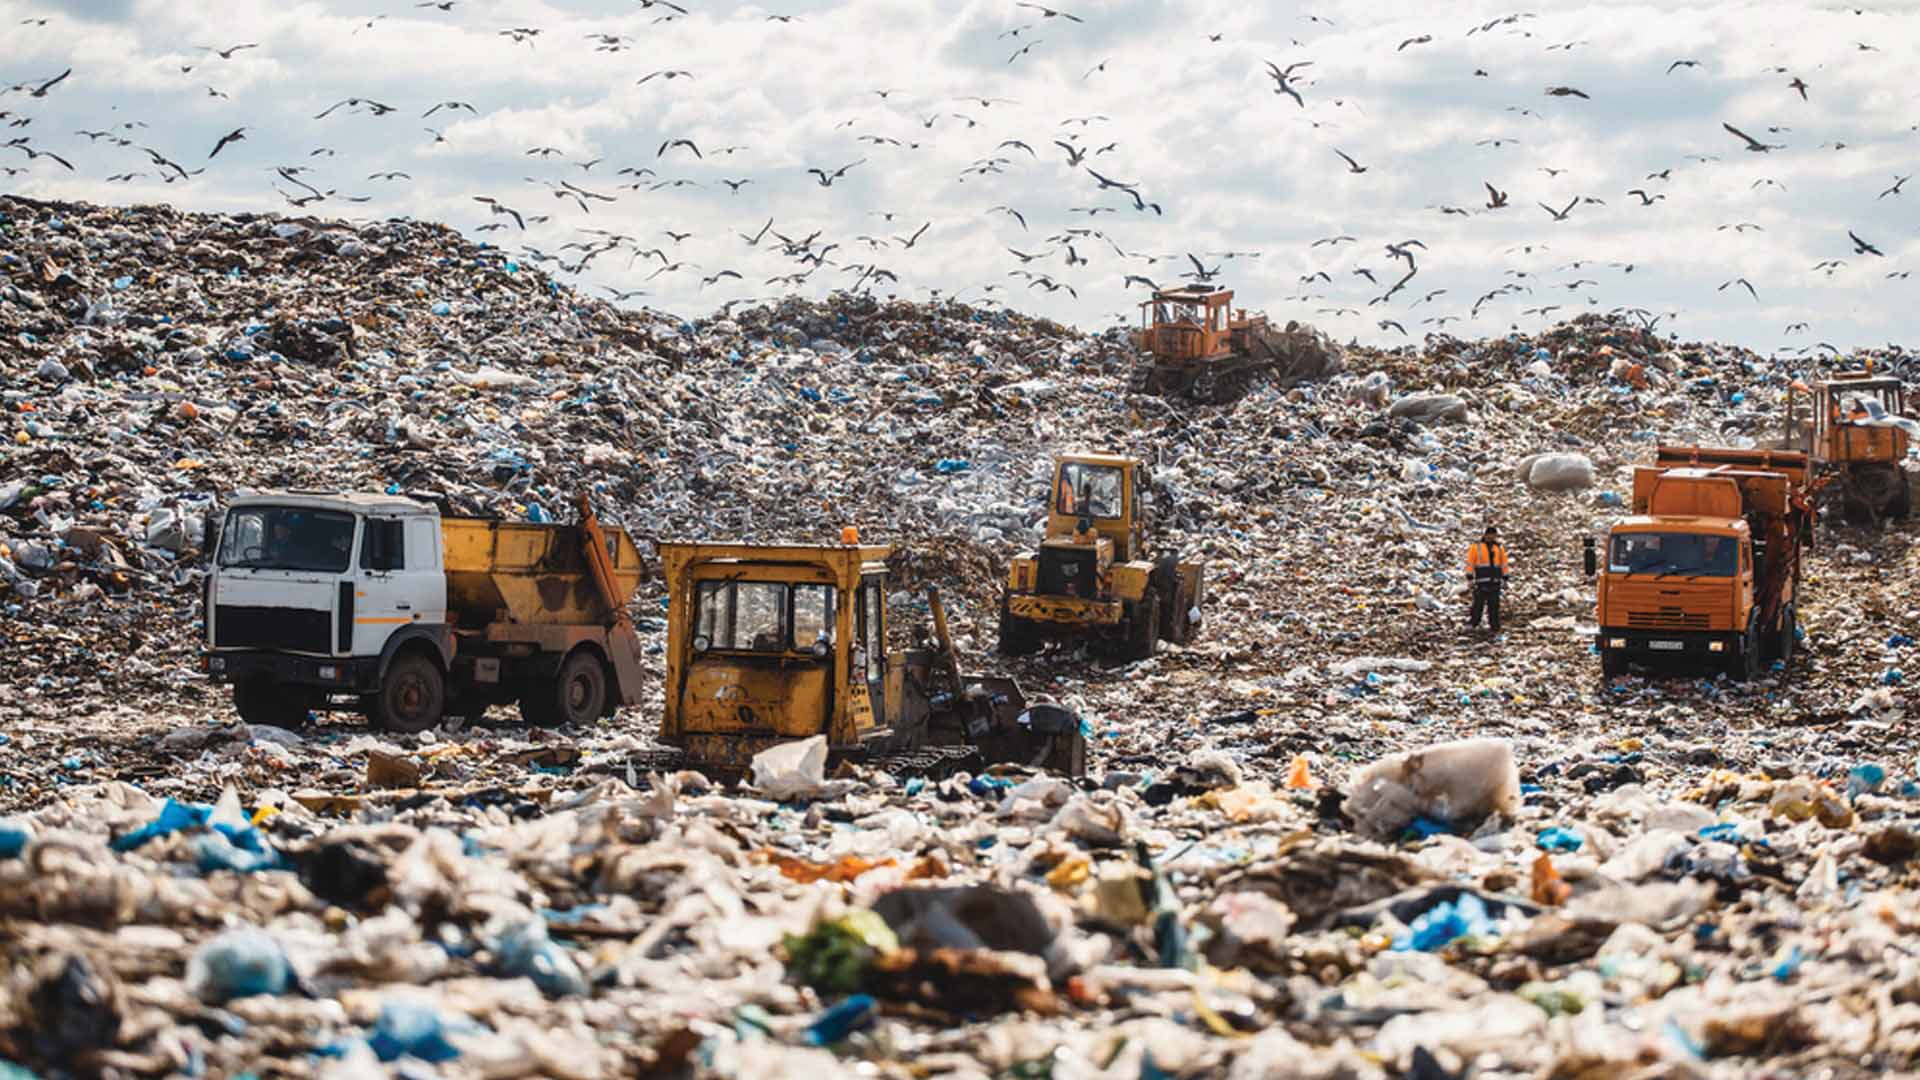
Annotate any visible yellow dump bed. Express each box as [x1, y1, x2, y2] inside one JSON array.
[[442, 518, 645, 627]]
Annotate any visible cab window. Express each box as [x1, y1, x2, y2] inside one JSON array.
[[694, 580, 837, 654], [1056, 462, 1124, 519]]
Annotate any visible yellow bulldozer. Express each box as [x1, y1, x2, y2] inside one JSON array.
[[655, 539, 1085, 777], [999, 453, 1204, 661], [1784, 372, 1915, 522]]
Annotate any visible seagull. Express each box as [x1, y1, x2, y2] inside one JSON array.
[[1722, 122, 1781, 152], [636, 70, 694, 85], [896, 222, 932, 249], [1311, 235, 1357, 247], [1123, 274, 1158, 290], [1007, 39, 1044, 64], [808, 159, 864, 187], [1016, 2, 1083, 21], [989, 205, 1028, 229], [700, 270, 743, 288], [1849, 230, 1884, 256], [25, 68, 71, 98], [1378, 319, 1407, 335], [1880, 175, 1911, 199], [719, 178, 752, 193], [1666, 58, 1700, 73], [1539, 196, 1577, 221], [1625, 189, 1665, 205], [315, 98, 397, 119], [208, 126, 247, 159], [1484, 182, 1509, 209], [422, 101, 477, 118], [1544, 85, 1590, 99], [1717, 277, 1758, 300], [1265, 60, 1310, 107], [657, 138, 701, 159], [1788, 76, 1808, 99], [201, 42, 259, 59], [1333, 148, 1367, 174], [1398, 34, 1432, 51], [1054, 139, 1087, 166]]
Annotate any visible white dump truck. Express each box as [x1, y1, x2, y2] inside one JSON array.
[[203, 490, 646, 732]]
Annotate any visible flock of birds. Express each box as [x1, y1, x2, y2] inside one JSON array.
[[1, 3, 1914, 353]]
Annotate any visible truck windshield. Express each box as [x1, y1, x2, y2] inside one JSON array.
[[1057, 463, 1123, 519], [218, 506, 356, 573], [695, 580, 837, 654], [1609, 532, 1738, 577]]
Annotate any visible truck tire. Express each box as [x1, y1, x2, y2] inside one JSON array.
[[532, 651, 608, 728], [1120, 591, 1158, 662], [1723, 621, 1760, 683], [372, 652, 444, 734], [1601, 649, 1628, 678], [234, 677, 309, 730], [998, 597, 1041, 657]]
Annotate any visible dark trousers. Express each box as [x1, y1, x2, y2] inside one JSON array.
[[1469, 584, 1501, 631]]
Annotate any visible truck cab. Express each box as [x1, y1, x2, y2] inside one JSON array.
[[1591, 448, 1813, 680], [207, 493, 451, 727]]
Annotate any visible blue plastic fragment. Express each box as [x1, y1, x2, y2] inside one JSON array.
[[1393, 892, 1496, 952], [1403, 815, 1453, 839], [1535, 826, 1583, 853], [805, 995, 876, 1046], [1772, 944, 1804, 982], [368, 998, 472, 1063]]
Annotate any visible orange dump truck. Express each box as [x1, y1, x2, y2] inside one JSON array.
[[1586, 446, 1817, 681]]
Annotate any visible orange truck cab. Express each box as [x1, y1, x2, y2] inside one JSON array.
[[1587, 447, 1816, 681]]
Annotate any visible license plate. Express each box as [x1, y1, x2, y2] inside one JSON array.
[[1648, 640, 1684, 651]]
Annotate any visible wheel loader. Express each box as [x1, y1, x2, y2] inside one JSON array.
[[656, 539, 1086, 777], [1784, 373, 1915, 523], [999, 454, 1204, 661]]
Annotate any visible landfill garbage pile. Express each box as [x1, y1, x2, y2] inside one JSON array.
[[5, 196, 1920, 1075]]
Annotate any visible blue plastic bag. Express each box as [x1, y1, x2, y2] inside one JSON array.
[[805, 995, 875, 1046]]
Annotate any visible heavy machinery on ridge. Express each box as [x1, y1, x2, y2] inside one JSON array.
[[1000, 453, 1203, 661], [1784, 372, 1915, 522], [1130, 284, 1339, 404], [1585, 446, 1818, 681], [658, 539, 1085, 776]]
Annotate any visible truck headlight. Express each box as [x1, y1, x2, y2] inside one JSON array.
[[692, 635, 711, 654], [1606, 638, 1626, 649], [1707, 641, 1725, 653], [318, 664, 339, 680]]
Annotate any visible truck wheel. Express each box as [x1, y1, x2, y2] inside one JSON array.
[[1120, 591, 1158, 662], [1601, 650, 1628, 678], [997, 597, 1041, 657], [542, 651, 608, 727], [372, 653, 444, 734], [234, 677, 309, 730], [1724, 623, 1760, 683]]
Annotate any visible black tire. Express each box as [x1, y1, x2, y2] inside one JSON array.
[[1723, 620, 1760, 683], [234, 677, 310, 730], [372, 652, 444, 734], [1892, 478, 1913, 521], [541, 651, 608, 727], [998, 596, 1041, 657], [1601, 650, 1628, 678], [1120, 590, 1158, 662]]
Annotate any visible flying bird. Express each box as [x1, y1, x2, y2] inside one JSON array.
[[202, 42, 259, 59], [1544, 86, 1590, 99], [208, 126, 247, 158], [1539, 197, 1577, 221], [657, 138, 701, 159], [1625, 189, 1665, 205], [1788, 76, 1808, 99], [1007, 40, 1044, 64], [808, 159, 865, 186], [1333, 148, 1367, 174], [1717, 277, 1758, 300], [1016, 2, 1083, 21], [1880, 175, 1910, 199], [1484, 182, 1509, 209], [1265, 59, 1310, 107], [1722, 122, 1781, 152], [636, 70, 694, 85], [1666, 59, 1700, 73], [422, 101, 476, 117], [1849, 230, 1883, 256]]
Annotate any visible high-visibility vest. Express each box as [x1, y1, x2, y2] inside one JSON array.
[[1467, 542, 1508, 581]]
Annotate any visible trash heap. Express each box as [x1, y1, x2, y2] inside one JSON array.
[[4, 195, 1920, 1075]]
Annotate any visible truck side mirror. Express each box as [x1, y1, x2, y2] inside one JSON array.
[[1583, 537, 1598, 579]]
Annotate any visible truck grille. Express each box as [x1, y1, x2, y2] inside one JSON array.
[[214, 605, 332, 653], [1038, 548, 1099, 599], [1626, 610, 1709, 630]]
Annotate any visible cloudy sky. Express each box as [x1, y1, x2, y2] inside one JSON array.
[[4, 0, 1917, 353]]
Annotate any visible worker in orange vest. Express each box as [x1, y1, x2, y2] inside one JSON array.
[[1466, 525, 1510, 632]]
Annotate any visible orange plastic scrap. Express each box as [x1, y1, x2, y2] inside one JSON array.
[[1284, 754, 1317, 790], [1531, 853, 1571, 906], [765, 851, 896, 884]]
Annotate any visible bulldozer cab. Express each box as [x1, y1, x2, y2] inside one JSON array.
[[1787, 373, 1911, 466], [1048, 453, 1145, 562], [1140, 286, 1238, 363], [658, 542, 893, 765]]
